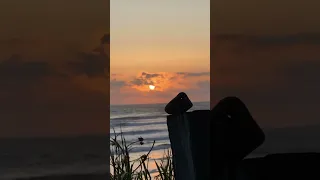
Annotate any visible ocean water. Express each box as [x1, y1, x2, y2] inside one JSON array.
[[0, 102, 209, 179], [110, 102, 210, 174], [0, 136, 109, 180], [2, 101, 319, 179]]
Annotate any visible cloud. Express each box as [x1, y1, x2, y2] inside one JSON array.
[[0, 53, 110, 137], [211, 33, 320, 127], [111, 73, 123, 77], [68, 52, 107, 78], [0, 2, 109, 137], [211, 33, 320, 88], [0, 54, 65, 86], [128, 71, 210, 88], [130, 78, 152, 86], [141, 72, 163, 79], [129, 72, 164, 86], [110, 79, 126, 89], [100, 33, 110, 45], [67, 33, 109, 78], [176, 72, 210, 77], [110, 71, 210, 104], [213, 33, 320, 46], [0, 33, 110, 138]]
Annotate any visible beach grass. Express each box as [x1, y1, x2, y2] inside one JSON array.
[[110, 129, 174, 180]]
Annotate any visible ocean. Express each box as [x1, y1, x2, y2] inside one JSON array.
[[3, 101, 315, 179], [0, 102, 209, 180], [0, 136, 109, 179], [110, 101, 210, 175]]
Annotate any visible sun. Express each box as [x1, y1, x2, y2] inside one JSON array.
[[149, 85, 156, 90]]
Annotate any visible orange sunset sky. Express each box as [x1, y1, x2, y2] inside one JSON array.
[[0, 0, 109, 137], [110, 0, 210, 105], [211, 0, 320, 128]]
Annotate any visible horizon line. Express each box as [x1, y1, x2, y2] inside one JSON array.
[[110, 100, 210, 106]]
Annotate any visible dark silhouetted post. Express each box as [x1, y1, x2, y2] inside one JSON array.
[[166, 92, 211, 180], [167, 113, 195, 180], [166, 93, 265, 180], [165, 92, 194, 180]]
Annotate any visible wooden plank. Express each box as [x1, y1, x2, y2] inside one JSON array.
[[167, 110, 211, 180], [167, 113, 196, 180]]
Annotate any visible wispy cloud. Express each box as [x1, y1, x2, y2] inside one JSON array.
[[176, 72, 210, 77], [213, 33, 320, 46]]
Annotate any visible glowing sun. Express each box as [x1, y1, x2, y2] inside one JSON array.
[[149, 85, 156, 90]]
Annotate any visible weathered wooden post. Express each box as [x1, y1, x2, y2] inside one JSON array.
[[166, 93, 265, 180], [165, 92, 211, 180]]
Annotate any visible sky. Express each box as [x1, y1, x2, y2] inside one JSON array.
[[110, 0, 210, 105], [2, 0, 318, 136], [211, 0, 320, 128], [0, 0, 109, 137]]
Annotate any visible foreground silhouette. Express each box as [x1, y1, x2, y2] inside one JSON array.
[[211, 96, 265, 180], [166, 93, 320, 180], [212, 97, 320, 180]]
